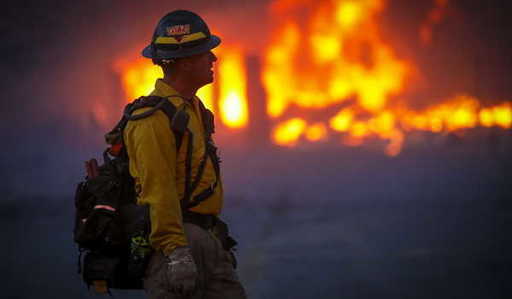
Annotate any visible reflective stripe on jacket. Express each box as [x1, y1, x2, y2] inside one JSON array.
[[123, 79, 223, 255]]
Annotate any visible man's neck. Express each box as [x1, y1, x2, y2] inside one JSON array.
[[162, 75, 197, 99]]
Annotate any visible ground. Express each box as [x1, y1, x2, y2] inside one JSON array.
[[2, 135, 511, 299]]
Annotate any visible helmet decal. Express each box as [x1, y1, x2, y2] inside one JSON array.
[[166, 24, 191, 36]]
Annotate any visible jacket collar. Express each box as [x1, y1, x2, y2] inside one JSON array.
[[151, 79, 197, 107]]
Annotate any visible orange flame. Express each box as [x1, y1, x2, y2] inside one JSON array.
[[262, 0, 511, 155], [262, 0, 407, 118], [114, 1, 511, 156], [305, 123, 328, 142], [115, 58, 163, 102], [273, 118, 307, 146], [217, 47, 249, 128], [488, 103, 512, 128], [114, 47, 249, 121]]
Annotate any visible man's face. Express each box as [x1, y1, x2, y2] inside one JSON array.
[[180, 50, 217, 88]]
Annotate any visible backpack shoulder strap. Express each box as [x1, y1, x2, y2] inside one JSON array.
[[120, 96, 189, 151], [181, 98, 221, 210], [196, 98, 215, 138], [158, 99, 189, 151]]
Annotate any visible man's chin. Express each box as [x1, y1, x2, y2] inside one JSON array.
[[205, 76, 214, 85], [198, 78, 214, 90]]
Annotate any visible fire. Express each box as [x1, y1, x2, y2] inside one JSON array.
[[336, 1, 363, 28], [330, 108, 354, 132], [305, 123, 328, 142], [402, 96, 479, 132], [114, 47, 250, 124], [114, 1, 511, 156], [263, 0, 407, 117], [263, 0, 511, 155], [400, 96, 512, 132], [273, 118, 307, 146], [263, 22, 301, 118], [217, 47, 249, 129], [490, 103, 512, 128], [115, 58, 163, 102]]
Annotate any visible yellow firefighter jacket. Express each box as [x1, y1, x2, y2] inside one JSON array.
[[123, 79, 223, 255]]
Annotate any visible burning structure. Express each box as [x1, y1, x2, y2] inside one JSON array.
[[2, 1, 512, 299], [111, 0, 510, 157]]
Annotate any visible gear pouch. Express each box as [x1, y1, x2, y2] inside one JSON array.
[[75, 208, 116, 250], [83, 251, 121, 288]]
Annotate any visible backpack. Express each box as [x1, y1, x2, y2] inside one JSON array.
[[73, 95, 219, 293]]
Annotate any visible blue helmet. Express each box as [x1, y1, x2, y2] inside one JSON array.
[[142, 10, 221, 59]]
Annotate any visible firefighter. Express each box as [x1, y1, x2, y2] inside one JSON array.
[[123, 10, 247, 299]]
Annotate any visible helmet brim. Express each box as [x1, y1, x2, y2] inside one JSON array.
[[142, 35, 221, 59]]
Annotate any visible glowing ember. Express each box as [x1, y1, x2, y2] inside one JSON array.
[[273, 118, 307, 146], [305, 123, 328, 142], [330, 108, 354, 132], [492, 103, 512, 128]]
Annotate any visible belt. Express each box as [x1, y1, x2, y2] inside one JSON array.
[[182, 211, 217, 230]]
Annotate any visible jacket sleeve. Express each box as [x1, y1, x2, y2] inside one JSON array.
[[123, 110, 187, 255]]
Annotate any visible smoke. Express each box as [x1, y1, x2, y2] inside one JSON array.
[[384, 0, 512, 107]]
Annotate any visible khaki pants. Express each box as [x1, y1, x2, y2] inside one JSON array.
[[144, 223, 247, 299]]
